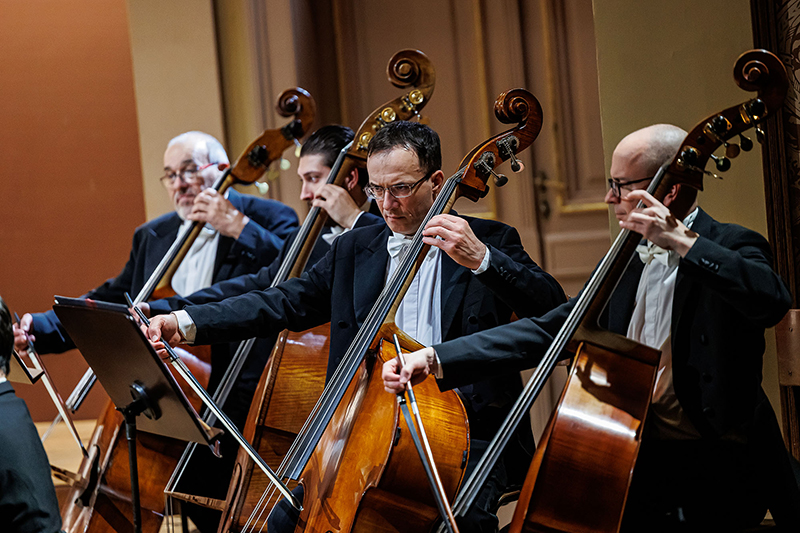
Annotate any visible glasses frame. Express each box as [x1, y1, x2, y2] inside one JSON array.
[[160, 162, 215, 188], [363, 171, 432, 200], [607, 176, 654, 198]]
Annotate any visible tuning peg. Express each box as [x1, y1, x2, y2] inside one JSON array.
[[507, 152, 522, 173], [254, 181, 270, 194], [474, 154, 509, 187], [725, 143, 741, 159], [739, 134, 753, 151], [294, 139, 302, 158], [756, 126, 765, 144], [491, 170, 509, 187], [746, 98, 767, 121], [248, 145, 269, 167], [710, 154, 731, 172]]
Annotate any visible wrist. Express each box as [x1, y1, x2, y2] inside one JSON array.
[[230, 212, 248, 239], [343, 209, 361, 229], [672, 232, 698, 258]]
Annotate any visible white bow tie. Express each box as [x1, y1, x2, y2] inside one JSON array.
[[636, 242, 678, 267], [387, 234, 413, 260]]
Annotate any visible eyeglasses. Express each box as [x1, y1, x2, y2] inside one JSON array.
[[607, 176, 654, 198], [160, 162, 215, 187], [364, 172, 431, 200]]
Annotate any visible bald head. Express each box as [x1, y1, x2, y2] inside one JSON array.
[[606, 124, 697, 221], [611, 124, 686, 178]]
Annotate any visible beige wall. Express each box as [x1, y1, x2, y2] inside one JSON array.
[[127, 0, 226, 221], [593, 0, 782, 415]]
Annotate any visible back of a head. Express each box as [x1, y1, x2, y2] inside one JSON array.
[[0, 296, 12, 375], [167, 131, 230, 165], [367, 121, 442, 177]]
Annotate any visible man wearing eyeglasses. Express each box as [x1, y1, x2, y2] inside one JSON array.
[[13, 131, 298, 358], [145, 121, 566, 533], [386, 124, 800, 531]]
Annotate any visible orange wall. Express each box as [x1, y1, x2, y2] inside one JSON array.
[[0, 0, 145, 420]]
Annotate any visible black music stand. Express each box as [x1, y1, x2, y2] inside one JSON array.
[[53, 297, 222, 533]]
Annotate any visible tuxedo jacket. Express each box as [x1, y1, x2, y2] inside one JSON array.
[[30, 189, 298, 356], [0, 381, 62, 533], [184, 217, 567, 445], [148, 212, 383, 422], [433, 208, 800, 517]]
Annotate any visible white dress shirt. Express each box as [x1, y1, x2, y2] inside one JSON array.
[[627, 207, 700, 440], [386, 232, 443, 346], [171, 221, 220, 297]]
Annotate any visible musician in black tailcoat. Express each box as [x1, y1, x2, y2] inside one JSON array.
[[386, 124, 800, 532]]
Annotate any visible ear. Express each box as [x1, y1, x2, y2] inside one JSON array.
[[429, 170, 445, 194], [662, 184, 680, 207], [344, 168, 360, 191]]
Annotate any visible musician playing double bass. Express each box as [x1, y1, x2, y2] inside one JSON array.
[[138, 125, 384, 532], [146, 121, 567, 532], [386, 124, 800, 531], [13, 131, 298, 361]]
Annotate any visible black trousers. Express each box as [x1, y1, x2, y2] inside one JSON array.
[[621, 438, 768, 532]]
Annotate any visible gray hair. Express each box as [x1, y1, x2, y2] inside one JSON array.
[[167, 131, 229, 165]]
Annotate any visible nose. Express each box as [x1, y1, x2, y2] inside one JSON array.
[[380, 192, 399, 211], [300, 182, 314, 202], [603, 187, 618, 205]]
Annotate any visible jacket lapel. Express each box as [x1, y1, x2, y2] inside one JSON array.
[[145, 215, 182, 277], [672, 208, 711, 335], [607, 254, 644, 335], [353, 226, 392, 325], [213, 236, 234, 280], [440, 253, 469, 339]]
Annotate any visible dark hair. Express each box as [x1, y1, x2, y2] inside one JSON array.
[[301, 125, 369, 187], [367, 121, 442, 177], [0, 297, 12, 375]]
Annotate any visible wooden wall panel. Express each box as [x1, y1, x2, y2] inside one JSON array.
[[0, 0, 145, 420]]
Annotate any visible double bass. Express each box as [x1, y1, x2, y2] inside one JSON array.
[[217, 49, 436, 532], [231, 88, 543, 533], [58, 88, 316, 533], [444, 49, 788, 533]]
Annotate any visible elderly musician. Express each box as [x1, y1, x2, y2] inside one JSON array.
[[385, 124, 800, 532], [145, 121, 567, 532], [138, 125, 383, 532], [13, 131, 298, 366]]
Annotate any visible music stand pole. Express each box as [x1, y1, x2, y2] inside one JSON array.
[[117, 381, 158, 533]]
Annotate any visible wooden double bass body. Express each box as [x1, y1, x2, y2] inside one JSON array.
[[218, 49, 437, 533], [496, 50, 789, 533], [59, 88, 316, 533]]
